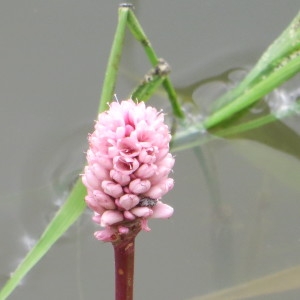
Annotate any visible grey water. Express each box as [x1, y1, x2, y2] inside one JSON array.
[[1, 1, 300, 299]]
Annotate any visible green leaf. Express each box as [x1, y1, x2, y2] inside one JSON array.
[[131, 59, 171, 102], [204, 11, 300, 129]]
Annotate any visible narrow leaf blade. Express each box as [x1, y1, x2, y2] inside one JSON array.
[[0, 179, 86, 300]]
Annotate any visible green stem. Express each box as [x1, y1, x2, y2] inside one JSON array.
[[131, 71, 167, 102], [98, 5, 130, 113], [127, 9, 185, 119], [215, 114, 277, 137], [127, 10, 157, 65]]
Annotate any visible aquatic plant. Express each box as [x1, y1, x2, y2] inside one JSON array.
[[1, 4, 300, 300]]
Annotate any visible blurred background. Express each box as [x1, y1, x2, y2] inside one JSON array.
[[1, 1, 300, 299]]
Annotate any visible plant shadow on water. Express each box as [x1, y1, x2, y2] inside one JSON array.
[[173, 64, 300, 299], [1, 1, 300, 300]]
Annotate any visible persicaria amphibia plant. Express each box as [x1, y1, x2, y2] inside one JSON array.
[[82, 99, 174, 242]]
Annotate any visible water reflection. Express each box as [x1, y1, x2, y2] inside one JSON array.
[[266, 83, 300, 118], [172, 60, 300, 298], [21, 234, 37, 251], [1, 1, 300, 299]]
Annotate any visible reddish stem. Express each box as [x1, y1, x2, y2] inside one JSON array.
[[112, 221, 141, 300]]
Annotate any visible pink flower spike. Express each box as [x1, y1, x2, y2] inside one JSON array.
[[85, 195, 106, 214], [155, 147, 169, 161], [94, 227, 117, 242], [118, 226, 129, 234], [115, 126, 125, 139], [93, 190, 116, 210], [134, 163, 157, 179], [83, 167, 100, 189], [141, 219, 151, 231], [91, 163, 109, 180], [146, 178, 174, 199], [102, 180, 124, 198], [101, 210, 124, 226], [151, 201, 174, 219], [117, 137, 141, 157], [124, 210, 136, 220], [161, 153, 175, 169], [92, 213, 102, 224], [118, 194, 140, 210], [113, 156, 139, 175], [96, 156, 113, 170], [131, 207, 153, 218], [138, 148, 157, 164], [82, 99, 175, 241], [129, 179, 151, 194], [110, 170, 131, 186]]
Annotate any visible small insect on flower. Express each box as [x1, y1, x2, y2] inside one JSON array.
[[138, 197, 158, 208]]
